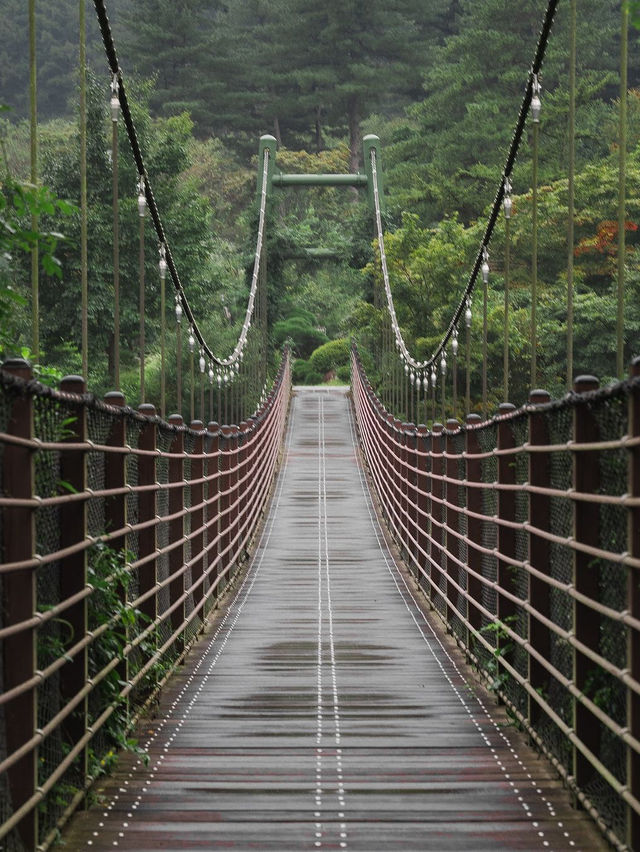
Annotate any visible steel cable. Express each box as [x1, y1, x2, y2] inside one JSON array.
[[92, 0, 268, 369], [372, 0, 559, 379]]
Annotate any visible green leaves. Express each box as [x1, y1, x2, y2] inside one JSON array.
[[626, 1, 640, 29]]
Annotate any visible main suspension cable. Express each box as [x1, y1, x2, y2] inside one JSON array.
[[93, 0, 267, 369], [374, 0, 559, 375]]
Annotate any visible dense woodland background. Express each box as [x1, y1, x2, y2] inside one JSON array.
[[1, 0, 639, 413]]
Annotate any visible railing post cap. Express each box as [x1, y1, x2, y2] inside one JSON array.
[[432, 421, 443, 433], [417, 424, 429, 437], [104, 391, 126, 407], [207, 420, 219, 434], [2, 357, 32, 380], [60, 375, 86, 394], [529, 388, 551, 404], [168, 413, 184, 427], [630, 355, 640, 377], [446, 418, 460, 431], [466, 413, 482, 425], [574, 374, 599, 393], [221, 424, 233, 437], [497, 403, 516, 414], [138, 403, 156, 417], [190, 419, 204, 431]]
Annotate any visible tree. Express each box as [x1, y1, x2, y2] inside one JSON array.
[[385, 0, 626, 224], [119, 0, 224, 133], [0, 113, 75, 356]]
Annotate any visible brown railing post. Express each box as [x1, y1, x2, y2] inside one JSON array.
[[189, 420, 204, 619], [228, 425, 240, 577], [572, 374, 601, 793], [137, 404, 157, 627], [431, 422, 444, 614], [2, 359, 37, 849], [238, 421, 250, 564], [384, 413, 396, 533], [103, 391, 127, 548], [415, 424, 429, 589], [392, 417, 403, 549], [496, 403, 517, 670], [219, 425, 233, 590], [628, 357, 640, 849], [465, 414, 484, 655], [206, 422, 220, 608], [400, 422, 410, 563], [167, 414, 185, 652], [405, 424, 419, 576], [527, 389, 552, 730], [446, 419, 461, 630], [58, 375, 88, 786], [103, 391, 128, 697]]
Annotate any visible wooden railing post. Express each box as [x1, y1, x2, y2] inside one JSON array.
[[238, 421, 250, 564], [446, 419, 461, 630], [496, 403, 517, 672], [102, 391, 128, 702], [400, 422, 411, 562], [167, 414, 185, 652], [206, 422, 220, 608], [392, 417, 403, 549], [2, 359, 37, 849], [189, 420, 205, 620], [219, 425, 233, 590], [103, 392, 127, 550], [465, 414, 484, 655], [431, 422, 444, 614], [628, 357, 640, 849], [382, 413, 393, 527], [228, 425, 240, 577], [527, 389, 552, 730], [58, 376, 88, 786], [572, 374, 601, 793], [137, 404, 157, 627], [415, 424, 429, 589], [190, 420, 204, 618]]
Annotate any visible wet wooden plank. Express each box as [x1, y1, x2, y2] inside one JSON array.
[[62, 389, 608, 851]]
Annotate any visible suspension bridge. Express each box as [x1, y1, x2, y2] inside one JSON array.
[[1, 0, 639, 849]]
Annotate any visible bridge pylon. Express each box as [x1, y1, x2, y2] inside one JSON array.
[[255, 133, 385, 215]]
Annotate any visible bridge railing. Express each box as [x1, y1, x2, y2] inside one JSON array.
[[0, 350, 290, 851], [352, 345, 640, 850]]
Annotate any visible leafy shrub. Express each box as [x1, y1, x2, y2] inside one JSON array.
[[336, 365, 351, 383], [308, 338, 350, 375], [304, 370, 323, 385], [292, 357, 310, 383], [273, 314, 328, 359]]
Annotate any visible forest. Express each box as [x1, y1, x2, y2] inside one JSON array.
[[1, 0, 639, 416]]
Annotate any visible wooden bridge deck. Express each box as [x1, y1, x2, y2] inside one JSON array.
[[63, 388, 607, 851]]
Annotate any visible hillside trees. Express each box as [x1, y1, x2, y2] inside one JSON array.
[[386, 0, 628, 224]]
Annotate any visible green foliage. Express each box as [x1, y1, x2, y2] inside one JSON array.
[[0, 113, 75, 354], [308, 337, 350, 375], [272, 314, 328, 359], [628, 1, 640, 29]]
